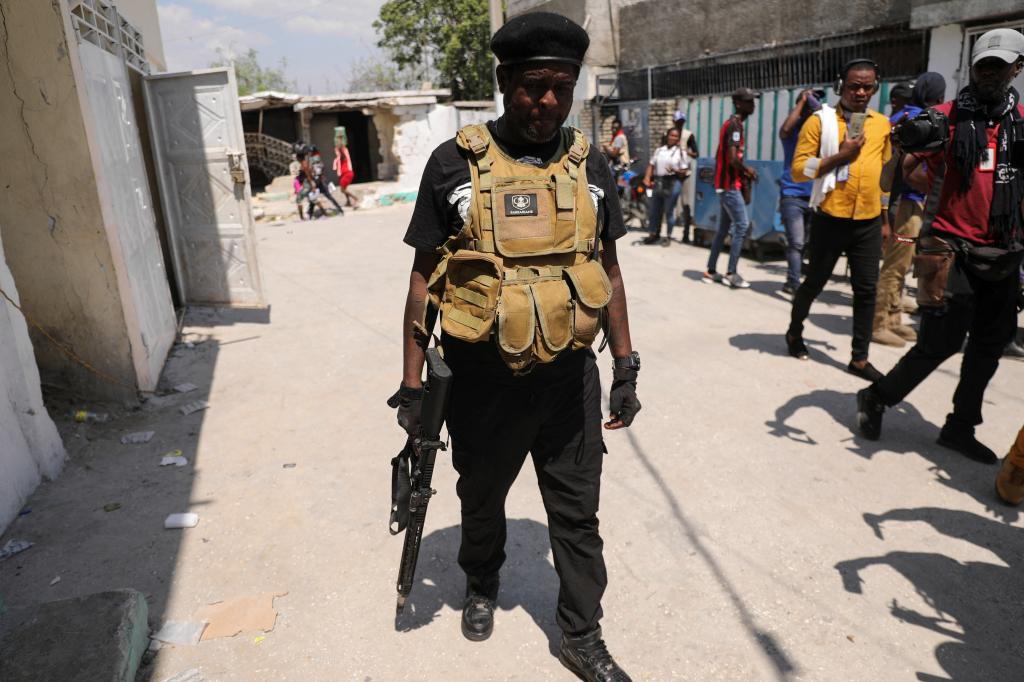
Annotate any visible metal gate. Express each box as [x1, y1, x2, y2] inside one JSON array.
[[143, 68, 265, 307]]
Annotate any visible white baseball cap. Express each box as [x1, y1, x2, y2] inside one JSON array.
[[971, 28, 1024, 65]]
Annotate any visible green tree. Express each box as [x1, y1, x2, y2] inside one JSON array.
[[346, 54, 425, 93], [373, 0, 493, 100], [210, 48, 295, 95]]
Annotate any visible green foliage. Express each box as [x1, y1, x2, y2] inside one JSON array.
[[210, 48, 295, 95], [346, 54, 425, 93], [373, 0, 493, 100]]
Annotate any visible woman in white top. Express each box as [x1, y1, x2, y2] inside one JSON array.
[[642, 128, 691, 244]]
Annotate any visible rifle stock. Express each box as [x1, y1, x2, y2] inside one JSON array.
[[395, 347, 452, 616]]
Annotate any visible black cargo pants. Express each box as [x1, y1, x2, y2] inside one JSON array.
[[445, 347, 607, 636], [873, 255, 1020, 428]]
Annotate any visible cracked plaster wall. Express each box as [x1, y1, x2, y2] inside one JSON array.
[[0, 0, 137, 400]]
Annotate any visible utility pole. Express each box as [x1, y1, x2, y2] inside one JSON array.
[[490, 0, 504, 115]]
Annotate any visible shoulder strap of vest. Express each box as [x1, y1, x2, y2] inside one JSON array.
[[566, 127, 589, 168], [455, 123, 491, 155], [456, 123, 494, 192]]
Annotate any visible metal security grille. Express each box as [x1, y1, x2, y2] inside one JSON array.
[[70, 0, 150, 75], [615, 27, 929, 100]]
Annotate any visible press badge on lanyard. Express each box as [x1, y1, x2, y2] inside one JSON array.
[[979, 143, 996, 172]]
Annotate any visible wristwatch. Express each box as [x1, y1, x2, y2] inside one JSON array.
[[612, 351, 641, 371]]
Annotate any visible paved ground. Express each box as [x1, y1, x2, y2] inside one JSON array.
[[2, 205, 1022, 681]]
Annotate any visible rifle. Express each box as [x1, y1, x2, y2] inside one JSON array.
[[390, 347, 452, 616]]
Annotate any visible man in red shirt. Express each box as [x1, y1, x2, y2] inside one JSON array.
[[857, 29, 1024, 464], [703, 88, 758, 289]]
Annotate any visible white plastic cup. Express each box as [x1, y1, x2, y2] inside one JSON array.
[[164, 513, 199, 529]]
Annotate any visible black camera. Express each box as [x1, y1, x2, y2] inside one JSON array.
[[892, 108, 950, 152]]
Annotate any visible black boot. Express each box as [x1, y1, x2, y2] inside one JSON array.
[[937, 420, 997, 465], [856, 386, 885, 441], [558, 627, 632, 682], [461, 577, 497, 642]]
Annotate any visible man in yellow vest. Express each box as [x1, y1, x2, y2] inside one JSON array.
[[392, 12, 639, 681]]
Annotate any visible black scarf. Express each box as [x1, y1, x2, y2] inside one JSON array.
[[952, 86, 1023, 248]]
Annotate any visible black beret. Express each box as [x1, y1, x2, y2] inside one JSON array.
[[491, 12, 589, 67]]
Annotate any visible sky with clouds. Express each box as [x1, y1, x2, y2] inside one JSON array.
[[157, 0, 388, 93]]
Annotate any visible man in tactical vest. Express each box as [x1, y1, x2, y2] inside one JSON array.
[[393, 12, 640, 681]]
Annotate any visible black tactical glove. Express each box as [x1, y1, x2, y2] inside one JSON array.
[[608, 368, 641, 427], [387, 384, 424, 436]]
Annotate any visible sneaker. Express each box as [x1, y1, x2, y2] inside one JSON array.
[[558, 627, 632, 682], [726, 273, 750, 289], [641, 235, 660, 245], [937, 423, 997, 465], [856, 387, 885, 440], [785, 332, 809, 360], [847, 361, 884, 382], [701, 270, 723, 285], [891, 324, 917, 342], [780, 283, 797, 298], [871, 329, 906, 347]]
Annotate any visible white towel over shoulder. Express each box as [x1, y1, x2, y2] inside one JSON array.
[[807, 104, 839, 209]]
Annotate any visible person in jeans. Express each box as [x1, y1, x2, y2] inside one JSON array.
[[857, 30, 1024, 464], [642, 127, 690, 244], [785, 59, 892, 381], [703, 88, 758, 289], [777, 89, 820, 296], [672, 111, 700, 242], [872, 73, 947, 347]]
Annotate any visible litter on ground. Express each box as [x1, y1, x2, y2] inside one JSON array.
[[164, 513, 200, 529], [180, 400, 209, 416], [194, 591, 288, 640], [120, 431, 155, 445], [0, 539, 34, 562]]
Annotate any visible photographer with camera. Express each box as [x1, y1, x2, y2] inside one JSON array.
[[872, 72, 947, 348], [857, 29, 1024, 464]]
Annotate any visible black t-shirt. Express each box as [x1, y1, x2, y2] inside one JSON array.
[[404, 121, 625, 380], [404, 121, 626, 252]]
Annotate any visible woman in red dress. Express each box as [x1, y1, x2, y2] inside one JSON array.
[[332, 144, 359, 207]]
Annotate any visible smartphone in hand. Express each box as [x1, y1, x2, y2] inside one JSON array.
[[847, 112, 868, 139]]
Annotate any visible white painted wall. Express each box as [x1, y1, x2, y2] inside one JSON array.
[[927, 24, 965, 103], [0, 232, 66, 534], [392, 104, 460, 189]]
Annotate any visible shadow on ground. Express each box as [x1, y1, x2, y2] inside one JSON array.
[[764, 387, 1016, 522], [623, 429, 800, 680], [396, 519, 562, 653], [836, 506, 1024, 681], [0, 307, 269, 681]]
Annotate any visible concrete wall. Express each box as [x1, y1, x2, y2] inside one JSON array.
[[507, 0, 646, 68], [0, 231, 66, 534], [391, 103, 459, 188], [0, 0, 174, 399], [926, 24, 966, 102], [113, 0, 166, 71], [618, 0, 911, 69], [911, 0, 1023, 28]]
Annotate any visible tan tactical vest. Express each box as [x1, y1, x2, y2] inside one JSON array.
[[427, 124, 613, 373]]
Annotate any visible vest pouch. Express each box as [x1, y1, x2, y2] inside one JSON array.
[[531, 279, 573, 359], [570, 300, 601, 350], [564, 261, 613, 309], [492, 179, 577, 257], [440, 251, 503, 343], [497, 283, 536, 372]]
